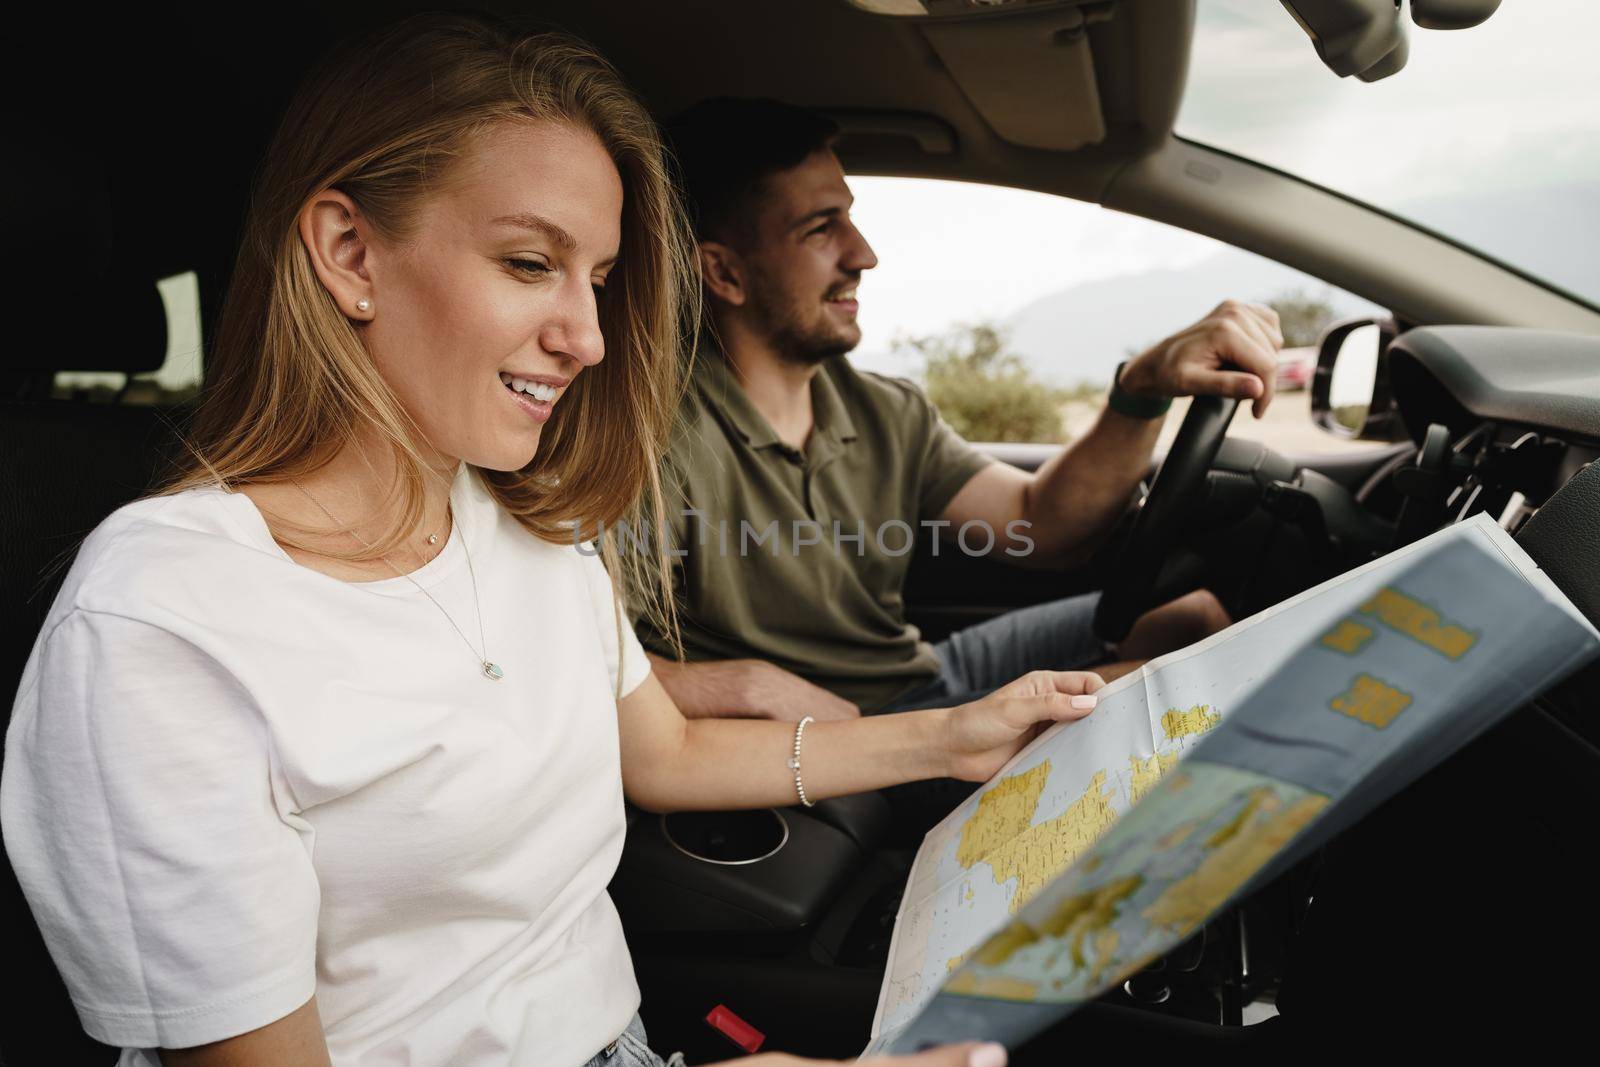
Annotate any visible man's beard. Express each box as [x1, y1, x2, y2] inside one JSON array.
[[747, 267, 859, 367]]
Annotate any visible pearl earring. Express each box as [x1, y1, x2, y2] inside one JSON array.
[[355, 299, 371, 313]]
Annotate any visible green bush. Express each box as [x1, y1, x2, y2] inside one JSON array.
[[1267, 289, 1340, 348], [895, 321, 1069, 443], [1332, 403, 1370, 433]]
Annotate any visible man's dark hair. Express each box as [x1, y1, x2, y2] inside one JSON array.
[[664, 97, 839, 245]]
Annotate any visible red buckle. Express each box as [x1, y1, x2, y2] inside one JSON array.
[[704, 1004, 765, 1053]]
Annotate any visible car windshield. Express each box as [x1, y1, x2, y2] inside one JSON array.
[[1179, 0, 1600, 308]]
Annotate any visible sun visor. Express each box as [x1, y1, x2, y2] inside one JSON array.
[[918, 4, 1114, 151]]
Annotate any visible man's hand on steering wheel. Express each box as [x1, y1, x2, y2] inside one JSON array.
[[1114, 300, 1286, 418], [1090, 300, 1284, 644]]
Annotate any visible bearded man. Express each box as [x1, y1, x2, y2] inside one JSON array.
[[635, 98, 1282, 748]]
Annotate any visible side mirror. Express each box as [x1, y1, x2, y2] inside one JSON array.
[[1311, 316, 1405, 440]]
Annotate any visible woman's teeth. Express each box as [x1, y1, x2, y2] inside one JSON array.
[[499, 373, 558, 402]]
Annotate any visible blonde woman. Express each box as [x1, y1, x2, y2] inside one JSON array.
[[1, 15, 1102, 1067]]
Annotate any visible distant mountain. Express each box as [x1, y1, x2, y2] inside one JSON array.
[[1004, 182, 1597, 387], [1005, 247, 1382, 387]]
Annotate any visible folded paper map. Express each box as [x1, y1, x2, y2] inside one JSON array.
[[866, 514, 1599, 1054]]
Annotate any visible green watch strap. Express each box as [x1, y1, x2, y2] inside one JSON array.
[[1108, 361, 1173, 419]]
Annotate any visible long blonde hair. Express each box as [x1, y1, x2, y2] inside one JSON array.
[[158, 13, 694, 654]]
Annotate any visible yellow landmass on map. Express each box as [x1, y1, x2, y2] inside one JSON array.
[[1330, 673, 1413, 730], [943, 972, 1040, 999], [961, 873, 1143, 983], [1320, 618, 1375, 654], [955, 763, 1120, 914], [1037, 875, 1142, 976], [1359, 586, 1477, 659], [1142, 787, 1329, 938], [1161, 705, 1221, 741], [1128, 751, 1180, 805], [972, 919, 1037, 966], [956, 764, 1051, 869], [1089, 927, 1122, 987]]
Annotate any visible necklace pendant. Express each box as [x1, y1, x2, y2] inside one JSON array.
[[482, 661, 504, 681]]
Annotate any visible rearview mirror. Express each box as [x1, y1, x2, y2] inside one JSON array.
[[1280, 0, 1501, 82], [1312, 316, 1404, 440]]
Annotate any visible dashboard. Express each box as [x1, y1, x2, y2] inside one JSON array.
[[1378, 326, 1600, 539]]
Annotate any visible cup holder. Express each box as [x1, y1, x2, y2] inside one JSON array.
[[661, 808, 790, 866]]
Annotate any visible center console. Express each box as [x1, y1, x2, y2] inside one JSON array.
[[609, 791, 910, 1058], [610, 791, 896, 936]]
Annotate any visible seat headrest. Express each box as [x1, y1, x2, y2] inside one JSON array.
[[5, 136, 169, 376], [8, 270, 171, 376]]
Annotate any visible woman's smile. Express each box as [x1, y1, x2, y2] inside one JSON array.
[[498, 370, 570, 424]]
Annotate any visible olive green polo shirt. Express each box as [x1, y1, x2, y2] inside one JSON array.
[[632, 351, 994, 712]]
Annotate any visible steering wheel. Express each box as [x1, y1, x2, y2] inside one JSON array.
[[1093, 394, 1240, 644]]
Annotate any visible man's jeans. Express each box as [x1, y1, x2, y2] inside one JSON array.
[[884, 590, 1112, 712], [872, 591, 1113, 839]]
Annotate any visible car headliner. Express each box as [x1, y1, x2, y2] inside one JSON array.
[[12, 0, 1598, 335]]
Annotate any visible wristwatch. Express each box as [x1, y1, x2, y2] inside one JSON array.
[[1108, 361, 1173, 419]]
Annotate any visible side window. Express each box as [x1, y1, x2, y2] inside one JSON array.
[[847, 176, 1389, 455], [52, 271, 204, 405]]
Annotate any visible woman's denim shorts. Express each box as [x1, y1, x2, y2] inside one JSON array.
[[580, 1012, 685, 1067]]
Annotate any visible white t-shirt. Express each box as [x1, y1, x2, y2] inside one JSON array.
[[2, 461, 652, 1066]]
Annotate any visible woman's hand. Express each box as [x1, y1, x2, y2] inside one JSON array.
[[717, 1040, 1007, 1066], [940, 670, 1106, 782]]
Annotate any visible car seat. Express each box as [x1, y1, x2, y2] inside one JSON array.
[[1, 262, 190, 1065]]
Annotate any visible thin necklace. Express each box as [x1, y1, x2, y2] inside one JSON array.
[[289, 478, 504, 682]]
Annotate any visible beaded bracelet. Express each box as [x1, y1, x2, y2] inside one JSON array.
[[788, 715, 816, 808]]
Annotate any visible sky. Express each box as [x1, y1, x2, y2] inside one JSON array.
[[844, 0, 1600, 374], [1181, 0, 1600, 205]]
